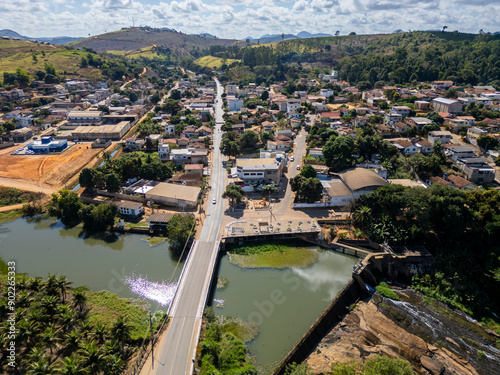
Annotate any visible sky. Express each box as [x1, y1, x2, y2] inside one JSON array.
[[1, 0, 499, 40]]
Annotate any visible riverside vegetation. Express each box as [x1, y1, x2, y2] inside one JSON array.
[[0, 265, 165, 374], [351, 184, 500, 333], [197, 307, 259, 375], [227, 241, 320, 269]]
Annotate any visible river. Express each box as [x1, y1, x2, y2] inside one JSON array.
[[0, 217, 357, 370], [212, 248, 357, 372], [0, 217, 182, 312]]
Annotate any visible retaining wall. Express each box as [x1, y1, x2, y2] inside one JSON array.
[[272, 251, 434, 375]]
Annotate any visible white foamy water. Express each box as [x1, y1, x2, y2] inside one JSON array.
[[214, 298, 224, 308], [124, 274, 178, 306]]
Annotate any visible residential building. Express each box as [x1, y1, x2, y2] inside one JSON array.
[[390, 106, 411, 117], [308, 148, 324, 159], [319, 89, 334, 98], [126, 137, 145, 150], [446, 175, 477, 190], [392, 121, 411, 134], [286, 99, 301, 113], [11, 127, 33, 142], [236, 157, 284, 186], [227, 96, 243, 112], [390, 139, 418, 154], [158, 142, 170, 161], [415, 100, 431, 110], [415, 139, 433, 154], [460, 159, 496, 184], [170, 148, 207, 166], [431, 80, 454, 90], [165, 123, 176, 135], [428, 130, 453, 144], [184, 164, 204, 175], [446, 145, 477, 161], [385, 112, 403, 126], [118, 201, 143, 218], [466, 127, 487, 146], [405, 117, 433, 132]]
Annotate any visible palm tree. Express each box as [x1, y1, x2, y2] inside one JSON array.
[[45, 274, 59, 296], [111, 316, 131, 345], [27, 356, 55, 375], [41, 295, 59, 315], [352, 206, 372, 230], [92, 324, 108, 345], [29, 276, 45, 293], [57, 354, 88, 375], [79, 340, 107, 374], [442, 25, 448, 33], [28, 346, 45, 363], [64, 330, 82, 354], [57, 275, 73, 303], [58, 309, 77, 334], [105, 354, 125, 375], [43, 325, 60, 355], [72, 290, 87, 315]]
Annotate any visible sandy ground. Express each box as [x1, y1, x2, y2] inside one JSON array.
[[0, 143, 106, 191]]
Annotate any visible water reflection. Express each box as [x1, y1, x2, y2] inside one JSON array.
[[291, 251, 357, 301], [124, 274, 178, 306]]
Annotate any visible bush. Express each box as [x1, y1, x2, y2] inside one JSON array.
[[375, 282, 400, 301]]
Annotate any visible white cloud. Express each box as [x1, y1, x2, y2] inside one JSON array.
[[1, 0, 498, 39]]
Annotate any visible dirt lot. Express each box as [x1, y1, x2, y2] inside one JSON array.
[[0, 144, 104, 190]]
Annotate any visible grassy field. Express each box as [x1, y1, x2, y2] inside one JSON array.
[[194, 55, 240, 68], [0, 40, 103, 80], [86, 290, 164, 340], [0, 209, 23, 224]]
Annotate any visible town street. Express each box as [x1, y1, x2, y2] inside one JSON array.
[[140, 78, 226, 375]]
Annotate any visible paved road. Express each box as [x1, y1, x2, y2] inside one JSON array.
[[274, 128, 307, 216], [140, 78, 226, 375]]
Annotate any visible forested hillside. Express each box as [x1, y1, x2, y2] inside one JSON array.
[[187, 31, 500, 88]]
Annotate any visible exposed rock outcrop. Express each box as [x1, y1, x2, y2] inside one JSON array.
[[305, 290, 500, 375]]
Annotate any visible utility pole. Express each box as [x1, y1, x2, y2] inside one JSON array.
[[149, 310, 154, 369], [133, 17, 135, 28]]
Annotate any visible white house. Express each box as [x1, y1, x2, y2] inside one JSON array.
[[428, 130, 453, 144], [118, 201, 143, 218], [236, 157, 284, 186], [390, 106, 411, 117], [391, 139, 418, 154], [227, 96, 243, 112], [158, 142, 170, 161], [466, 127, 487, 146], [319, 89, 334, 98], [286, 99, 301, 113], [165, 123, 176, 135]]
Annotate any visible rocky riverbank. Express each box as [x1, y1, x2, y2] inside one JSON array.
[[305, 289, 500, 374]]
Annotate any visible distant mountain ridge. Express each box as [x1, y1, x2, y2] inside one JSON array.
[[0, 29, 83, 45], [243, 31, 333, 44]]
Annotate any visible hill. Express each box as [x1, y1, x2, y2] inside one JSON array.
[[71, 27, 243, 59], [0, 39, 140, 84], [0, 29, 83, 45]]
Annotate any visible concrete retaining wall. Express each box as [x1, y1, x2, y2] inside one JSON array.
[[272, 251, 434, 375], [273, 279, 367, 375], [95, 190, 147, 203]]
